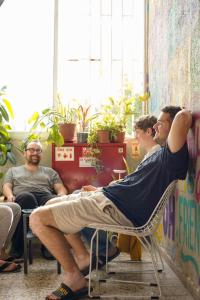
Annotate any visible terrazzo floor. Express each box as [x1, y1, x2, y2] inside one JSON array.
[[0, 244, 195, 300]]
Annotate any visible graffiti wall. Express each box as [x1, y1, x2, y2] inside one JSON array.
[[148, 0, 200, 298]]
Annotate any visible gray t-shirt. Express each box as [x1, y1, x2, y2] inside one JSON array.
[[3, 165, 62, 196]]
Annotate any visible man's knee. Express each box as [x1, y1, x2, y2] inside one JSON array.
[[29, 207, 56, 234], [45, 197, 63, 206], [0, 206, 13, 225], [9, 202, 21, 215], [16, 191, 34, 199], [15, 192, 37, 208]]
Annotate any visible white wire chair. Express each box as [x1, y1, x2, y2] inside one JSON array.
[[87, 180, 177, 299]]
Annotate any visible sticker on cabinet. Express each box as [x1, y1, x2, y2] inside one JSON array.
[[131, 139, 140, 158], [79, 157, 96, 167], [55, 147, 74, 161]]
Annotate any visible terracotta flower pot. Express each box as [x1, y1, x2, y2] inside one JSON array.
[[59, 123, 76, 142], [113, 131, 125, 143], [97, 130, 110, 143]]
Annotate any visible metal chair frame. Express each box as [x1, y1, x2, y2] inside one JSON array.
[[88, 180, 177, 299]]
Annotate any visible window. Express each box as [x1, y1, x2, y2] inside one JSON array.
[[0, 0, 144, 130], [0, 0, 54, 130], [57, 0, 144, 109]]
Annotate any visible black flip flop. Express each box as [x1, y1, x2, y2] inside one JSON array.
[[4, 256, 24, 264], [45, 283, 88, 300], [0, 261, 21, 273]]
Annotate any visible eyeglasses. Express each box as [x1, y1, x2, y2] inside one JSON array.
[[25, 148, 42, 154]]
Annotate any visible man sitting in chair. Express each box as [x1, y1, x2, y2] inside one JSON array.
[[30, 106, 192, 300], [2, 141, 68, 258]]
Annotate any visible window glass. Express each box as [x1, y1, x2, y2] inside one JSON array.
[[0, 0, 144, 131], [0, 0, 54, 130], [57, 0, 144, 110]]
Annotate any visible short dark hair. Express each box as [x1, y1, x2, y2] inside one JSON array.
[[134, 115, 157, 137], [161, 106, 182, 122]]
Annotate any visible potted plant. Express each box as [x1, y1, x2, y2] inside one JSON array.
[[55, 96, 77, 142], [87, 103, 125, 145], [87, 120, 112, 145], [76, 105, 99, 143], [27, 108, 65, 147], [27, 97, 78, 146], [0, 86, 16, 178], [86, 85, 149, 172], [100, 84, 150, 142]]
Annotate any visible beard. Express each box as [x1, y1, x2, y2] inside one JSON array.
[[154, 136, 166, 146], [27, 156, 41, 165]]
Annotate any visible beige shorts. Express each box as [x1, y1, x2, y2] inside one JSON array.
[[49, 191, 132, 234]]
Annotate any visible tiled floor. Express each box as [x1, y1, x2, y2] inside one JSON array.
[[0, 246, 195, 300]]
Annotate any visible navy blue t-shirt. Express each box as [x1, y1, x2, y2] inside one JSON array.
[[103, 143, 189, 227]]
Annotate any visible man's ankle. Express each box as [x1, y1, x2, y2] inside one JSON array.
[[63, 271, 87, 291]]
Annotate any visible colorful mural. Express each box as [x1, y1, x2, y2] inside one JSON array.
[[148, 0, 200, 298]]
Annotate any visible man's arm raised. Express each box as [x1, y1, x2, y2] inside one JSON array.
[[167, 109, 192, 153]]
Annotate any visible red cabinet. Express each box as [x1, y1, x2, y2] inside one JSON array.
[[52, 143, 126, 193]]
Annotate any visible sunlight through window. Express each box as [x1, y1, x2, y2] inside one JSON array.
[[0, 0, 144, 130], [57, 0, 144, 110]]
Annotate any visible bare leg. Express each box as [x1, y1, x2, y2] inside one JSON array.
[[29, 206, 87, 297], [45, 196, 91, 269], [65, 233, 90, 270]]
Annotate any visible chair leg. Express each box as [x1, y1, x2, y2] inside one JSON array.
[[147, 241, 162, 298], [23, 214, 28, 274], [105, 231, 109, 273], [89, 230, 162, 299], [151, 236, 164, 272], [28, 240, 33, 264], [88, 229, 99, 298]]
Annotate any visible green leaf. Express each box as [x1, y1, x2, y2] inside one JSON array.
[[39, 121, 46, 128], [19, 133, 40, 151], [0, 143, 7, 153], [42, 108, 51, 114], [0, 86, 7, 96], [7, 151, 17, 164], [48, 125, 64, 146], [4, 124, 12, 130], [0, 151, 7, 166], [0, 125, 10, 139], [2, 98, 14, 119], [5, 143, 12, 151], [0, 104, 9, 122], [28, 112, 39, 124]]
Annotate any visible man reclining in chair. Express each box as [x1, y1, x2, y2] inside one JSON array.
[[30, 106, 192, 300]]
